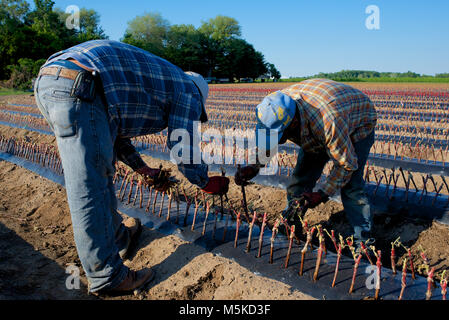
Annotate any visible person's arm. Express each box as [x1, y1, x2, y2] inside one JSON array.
[[166, 92, 210, 189], [321, 116, 358, 196], [114, 138, 147, 171]]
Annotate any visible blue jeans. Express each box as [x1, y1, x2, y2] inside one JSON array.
[[287, 131, 375, 240], [34, 68, 130, 292]]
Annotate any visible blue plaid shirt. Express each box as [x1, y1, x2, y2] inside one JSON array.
[[44, 40, 209, 188]]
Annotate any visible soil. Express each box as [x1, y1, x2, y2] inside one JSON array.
[[1, 92, 448, 300], [0, 160, 313, 300]]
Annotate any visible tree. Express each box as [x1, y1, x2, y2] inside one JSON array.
[[267, 63, 281, 80], [216, 38, 267, 81], [164, 24, 209, 75], [5, 57, 46, 90], [0, 0, 36, 79], [55, 7, 108, 42], [0, 0, 29, 21], [122, 12, 170, 57], [199, 15, 241, 42]]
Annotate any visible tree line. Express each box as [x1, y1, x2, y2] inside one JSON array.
[[305, 70, 447, 82], [0, 0, 280, 90]]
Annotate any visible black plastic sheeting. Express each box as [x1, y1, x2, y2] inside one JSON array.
[[1, 121, 448, 175], [368, 155, 449, 176], [0, 121, 52, 135], [0, 151, 445, 300], [1, 122, 448, 222], [0, 109, 43, 118]]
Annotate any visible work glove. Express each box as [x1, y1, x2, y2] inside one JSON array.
[[299, 190, 329, 209], [201, 176, 230, 195], [234, 165, 259, 186]]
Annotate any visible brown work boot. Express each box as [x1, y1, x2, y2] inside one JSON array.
[[119, 217, 142, 259], [97, 268, 155, 296]]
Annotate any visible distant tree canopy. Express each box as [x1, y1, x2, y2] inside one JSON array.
[[312, 70, 424, 81], [122, 13, 277, 81], [0, 0, 107, 84], [1, 5, 279, 87]]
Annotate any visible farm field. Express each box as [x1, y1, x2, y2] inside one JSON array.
[[0, 81, 449, 300]]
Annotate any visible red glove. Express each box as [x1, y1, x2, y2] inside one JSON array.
[[300, 190, 329, 209], [235, 165, 259, 186], [202, 176, 230, 195]]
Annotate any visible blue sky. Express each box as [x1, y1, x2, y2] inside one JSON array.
[[29, 0, 449, 77]]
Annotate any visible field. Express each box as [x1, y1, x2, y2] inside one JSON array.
[[0, 82, 448, 300]]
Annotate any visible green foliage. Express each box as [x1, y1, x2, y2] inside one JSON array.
[[5, 58, 46, 90], [0, 0, 107, 85], [122, 12, 170, 57], [282, 70, 449, 83], [267, 63, 281, 80], [314, 70, 424, 80], [1, 4, 276, 86], [0, 87, 29, 95], [55, 7, 108, 42], [122, 13, 275, 81], [199, 15, 241, 42], [164, 24, 210, 75], [215, 38, 268, 80]]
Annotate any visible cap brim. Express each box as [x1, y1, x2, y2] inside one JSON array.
[[255, 124, 284, 152]]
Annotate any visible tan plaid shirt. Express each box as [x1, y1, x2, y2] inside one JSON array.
[[281, 79, 377, 195]]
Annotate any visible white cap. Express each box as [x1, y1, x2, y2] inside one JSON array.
[[185, 71, 209, 104]]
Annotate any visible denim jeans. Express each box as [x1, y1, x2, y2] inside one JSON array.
[[287, 131, 375, 240], [34, 68, 131, 292]]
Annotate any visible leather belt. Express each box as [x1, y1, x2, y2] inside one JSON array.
[[39, 67, 81, 81]]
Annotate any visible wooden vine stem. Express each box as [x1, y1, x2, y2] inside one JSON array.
[[349, 254, 362, 294], [360, 241, 374, 265], [331, 244, 342, 288], [191, 192, 199, 231], [152, 190, 159, 215], [375, 250, 382, 300], [313, 226, 324, 282], [408, 249, 416, 280], [166, 191, 173, 221], [257, 212, 267, 258], [299, 226, 315, 276], [269, 220, 279, 264], [426, 267, 435, 300], [246, 212, 257, 253], [145, 186, 153, 212], [175, 188, 180, 224], [398, 258, 408, 300], [284, 225, 295, 269], [234, 211, 241, 248], [441, 272, 447, 301], [158, 191, 166, 217]]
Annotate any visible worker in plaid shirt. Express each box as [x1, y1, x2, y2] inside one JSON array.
[[236, 79, 377, 242], [34, 40, 229, 295]]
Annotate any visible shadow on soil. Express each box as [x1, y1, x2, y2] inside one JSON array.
[[0, 222, 94, 300]]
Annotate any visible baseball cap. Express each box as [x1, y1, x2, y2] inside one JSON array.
[[185, 71, 209, 104], [255, 91, 297, 152]]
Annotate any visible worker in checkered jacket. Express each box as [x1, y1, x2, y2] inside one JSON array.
[[236, 79, 377, 242], [34, 40, 229, 295]]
